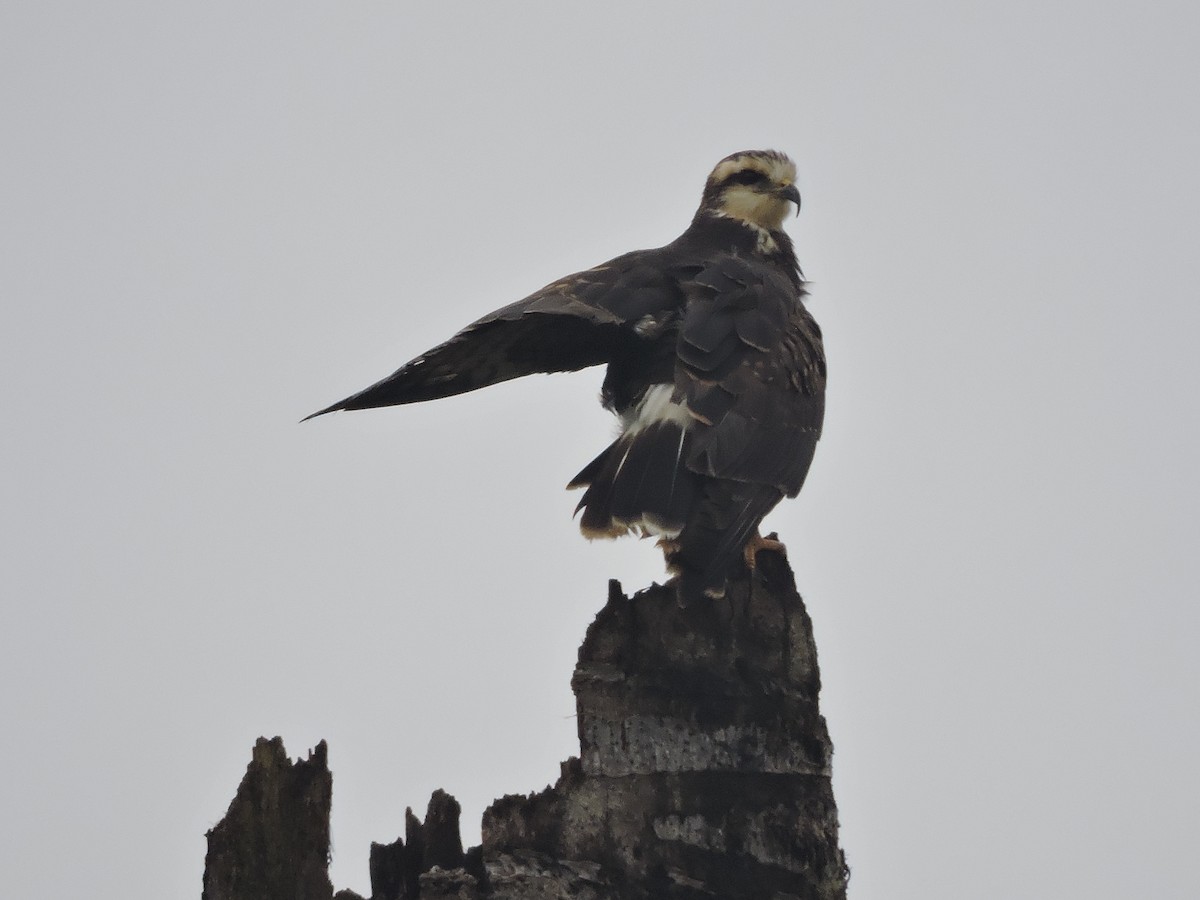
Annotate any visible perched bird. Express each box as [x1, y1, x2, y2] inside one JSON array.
[[306, 150, 825, 602]]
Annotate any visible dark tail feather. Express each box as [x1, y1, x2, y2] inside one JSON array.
[[676, 567, 726, 607], [668, 482, 785, 605], [569, 423, 696, 539]]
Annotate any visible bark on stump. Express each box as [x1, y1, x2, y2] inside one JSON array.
[[483, 549, 846, 898], [202, 737, 333, 900], [203, 550, 847, 898]]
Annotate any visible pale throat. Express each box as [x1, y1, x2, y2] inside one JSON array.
[[716, 187, 791, 232]]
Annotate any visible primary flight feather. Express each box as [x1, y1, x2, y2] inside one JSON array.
[[306, 150, 826, 602]]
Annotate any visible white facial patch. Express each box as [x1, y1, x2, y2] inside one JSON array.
[[709, 152, 796, 187], [716, 188, 791, 234], [707, 151, 798, 233]]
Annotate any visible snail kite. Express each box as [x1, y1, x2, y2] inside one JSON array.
[[306, 150, 826, 602]]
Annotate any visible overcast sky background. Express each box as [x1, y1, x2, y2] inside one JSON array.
[[3, 3, 1198, 898]]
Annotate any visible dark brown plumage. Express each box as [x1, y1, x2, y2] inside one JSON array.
[[306, 150, 825, 602]]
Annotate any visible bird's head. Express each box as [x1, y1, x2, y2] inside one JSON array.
[[697, 150, 800, 233]]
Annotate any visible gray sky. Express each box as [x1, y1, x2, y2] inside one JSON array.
[[3, 3, 1198, 898]]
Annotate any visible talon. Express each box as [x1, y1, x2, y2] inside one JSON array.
[[743, 531, 787, 570]]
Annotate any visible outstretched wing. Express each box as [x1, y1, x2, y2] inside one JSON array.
[[304, 248, 685, 419], [672, 254, 826, 591]]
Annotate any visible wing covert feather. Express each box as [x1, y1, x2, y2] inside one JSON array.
[[676, 255, 826, 497], [306, 249, 683, 418]]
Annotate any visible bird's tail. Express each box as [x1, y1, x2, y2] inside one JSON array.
[[664, 482, 785, 605], [567, 422, 697, 542]]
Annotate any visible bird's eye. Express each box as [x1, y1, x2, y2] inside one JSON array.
[[727, 170, 767, 186]]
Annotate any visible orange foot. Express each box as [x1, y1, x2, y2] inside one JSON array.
[[743, 532, 787, 570]]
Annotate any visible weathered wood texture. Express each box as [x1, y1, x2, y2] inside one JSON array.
[[204, 551, 847, 898], [202, 737, 334, 900]]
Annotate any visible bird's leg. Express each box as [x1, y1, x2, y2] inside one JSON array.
[[743, 531, 787, 570]]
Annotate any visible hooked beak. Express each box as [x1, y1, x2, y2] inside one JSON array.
[[779, 183, 801, 216]]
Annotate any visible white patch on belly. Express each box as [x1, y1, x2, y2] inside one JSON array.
[[620, 383, 692, 436], [584, 514, 682, 541], [639, 514, 682, 539]]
